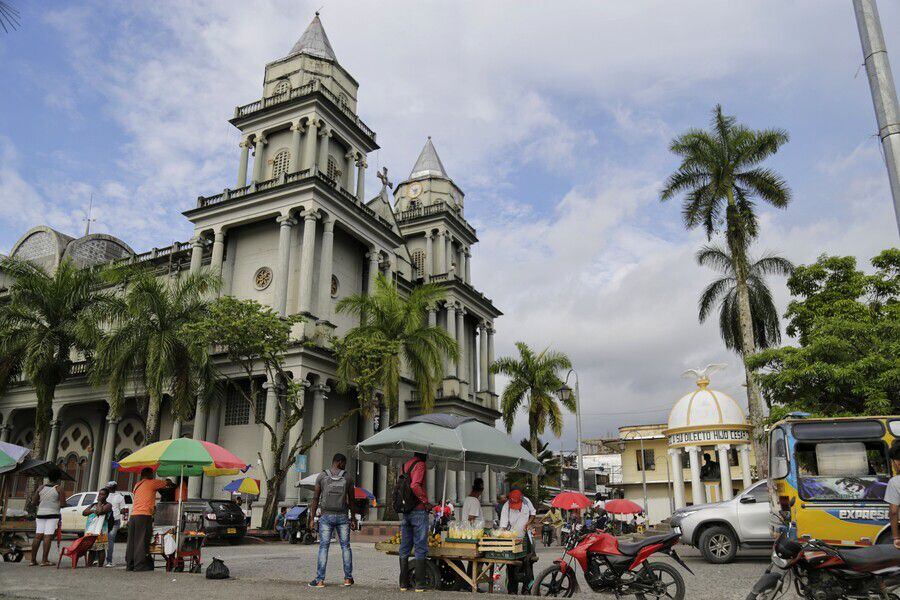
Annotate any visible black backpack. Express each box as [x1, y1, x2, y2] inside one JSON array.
[[393, 458, 423, 514], [206, 557, 230, 580]]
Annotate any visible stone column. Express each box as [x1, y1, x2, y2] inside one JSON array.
[[237, 139, 251, 186], [189, 236, 204, 273], [87, 419, 104, 490], [344, 152, 356, 192], [97, 418, 119, 487], [718, 444, 734, 501], [303, 117, 319, 172], [424, 233, 434, 280], [0, 425, 10, 443], [426, 468, 436, 502], [669, 448, 686, 509], [487, 326, 496, 393], [188, 398, 209, 498], [459, 249, 468, 283], [479, 323, 488, 392], [201, 400, 222, 498], [446, 235, 454, 274], [488, 468, 497, 503], [456, 307, 467, 385], [445, 304, 457, 378], [171, 420, 182, 439], [308, 384, 327, 475], [360, 411, 375, 507], [687, 446, 703, 504], [464, 249, 471, 283], [356, 157, 366, 201], [446, 469, 457, 503], [318, 127, 331, 174], [377, 406, 389, 508], [436, 231, 446, 274], [456, 470, 466, 505], [251, 135, 267, 183], [317, 216, 335, 319], [273, 215, 296, 316], [210, 229, 226, 276], [286, 382, 307, 502], [298, 210, 319, 314], [259, 380, 279, 499], [739, 444, 753, 490], [427, 306, 437, 328], [290, 121, 304, 172], [367, 250, 380, 294], [46, 418, 61, 462]]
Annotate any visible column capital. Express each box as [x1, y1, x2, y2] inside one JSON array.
[[277, 214, 297, 227], [345, 150, 358, 161], [239, 138, 253, 149], [455, 305, 467, 317], [106, 416, 120, 425], [312, 383, 330, 395], [716, 443, 732, 451], [686, 445, 702, 455], [424, 231, 433, 240], [213, 229, 225, 242], [366, 248, 381, 261], [190, 235, 205, 248], [356, 156, 367, 168], [254, 134, 267, 145], [464, 247, 471, 257], [319, 126, 332, 138], [320, 212, 335, 230], [49, 418, 61, 428], [667, 447, 682, 457], [301, 208, 320, 221], [290, 120, 306, 132], [305, 115, 320, 128]]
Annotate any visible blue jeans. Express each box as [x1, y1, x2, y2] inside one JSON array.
[[316, 513, 352, 581], [106, 520, 120, 565], [399, 510, 429, 560]]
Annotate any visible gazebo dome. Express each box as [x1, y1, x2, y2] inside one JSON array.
[[667, 377, 746, 430]]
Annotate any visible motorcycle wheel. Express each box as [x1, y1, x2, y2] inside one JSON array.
[[635, 561, 685, 600], [744, 591, 779, 600], [532, 564, 577, 597]]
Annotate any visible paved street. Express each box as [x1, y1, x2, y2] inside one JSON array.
[[0, 540, 772, 600]]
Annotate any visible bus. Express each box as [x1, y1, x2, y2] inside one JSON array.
[[769, 415, 899, 547]]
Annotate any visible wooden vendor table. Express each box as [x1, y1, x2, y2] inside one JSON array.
[[374, 542, 523, 593]]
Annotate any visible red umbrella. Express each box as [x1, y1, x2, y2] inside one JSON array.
[[551, 491, 592, 510], [604, 498, 644, 515]]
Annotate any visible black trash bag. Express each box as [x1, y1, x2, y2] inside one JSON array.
[[206, 557, 230, 580]]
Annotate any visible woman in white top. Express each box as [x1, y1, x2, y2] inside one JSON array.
[[30, 473, 67, 566]]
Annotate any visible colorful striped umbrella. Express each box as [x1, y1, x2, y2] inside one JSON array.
[[116, 438, 248, 477], [0, 441, 30, 474], [224, 477, 260, 496]]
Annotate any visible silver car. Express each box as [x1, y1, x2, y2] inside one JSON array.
[[670, 479, 772, 563]]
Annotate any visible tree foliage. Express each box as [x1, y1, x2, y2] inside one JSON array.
[[749, 249, 900, 419], [505, 438, 561, 503]]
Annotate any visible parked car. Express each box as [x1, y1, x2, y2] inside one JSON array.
[[155, 499, 247, 544], [61, 491, 133, 534], [670, 478, 772, 563]]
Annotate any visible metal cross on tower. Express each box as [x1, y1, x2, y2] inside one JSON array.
[[376, 166, 393, 189]]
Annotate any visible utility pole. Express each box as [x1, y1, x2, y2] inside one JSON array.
[[853, 0, 900, 235]]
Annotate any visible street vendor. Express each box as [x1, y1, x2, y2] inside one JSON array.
[[462, 478, 484, 524], [500, 488, 537, 595], [125, 467, 174, 572]]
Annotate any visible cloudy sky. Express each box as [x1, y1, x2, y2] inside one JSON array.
[[1, 1, 898, 447]]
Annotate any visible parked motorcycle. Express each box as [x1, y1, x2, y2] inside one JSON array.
[[532, 526, 691, 598], [542, 523, 556, 547], [747, 531, 900, 600], [560, 523, 572, 547]]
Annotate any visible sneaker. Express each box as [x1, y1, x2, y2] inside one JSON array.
[[343, 578, 354, 587], [308, 579, 325, 588]]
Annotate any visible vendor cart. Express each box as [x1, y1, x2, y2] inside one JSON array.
[[152, 502, 206, 572]]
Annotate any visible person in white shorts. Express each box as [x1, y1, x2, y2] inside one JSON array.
[[30, 473, 67, 566]]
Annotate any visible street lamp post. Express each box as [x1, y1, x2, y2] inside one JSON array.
[[557, 370, 585, 495], [620, 431, 649, 516]]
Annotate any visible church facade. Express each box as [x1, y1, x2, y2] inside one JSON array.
[[0, 14, 502, 523]]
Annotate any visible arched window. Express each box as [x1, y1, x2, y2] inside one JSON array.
[[271, 149, 291, 178], [115, 449, 137, 492], [411, 249, 426, 279], [327, 155, 340, 181], [274, 79, 291, 96]]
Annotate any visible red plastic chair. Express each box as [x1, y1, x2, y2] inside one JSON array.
[[56, 535, 97, 569]]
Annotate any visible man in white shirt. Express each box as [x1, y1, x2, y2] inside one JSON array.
[[461, 478, 484, 525], [499, 488, 537, 594], [105, 481, 127, 567]]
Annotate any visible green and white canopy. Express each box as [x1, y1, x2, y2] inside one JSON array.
[[357, 414, 543, 475]]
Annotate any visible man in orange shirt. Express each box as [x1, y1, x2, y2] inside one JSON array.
[[125, 467, 174, 571]]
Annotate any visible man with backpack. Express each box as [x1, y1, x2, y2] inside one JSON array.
[[394, 451, 431, 592], [308, 453, 356, 588]]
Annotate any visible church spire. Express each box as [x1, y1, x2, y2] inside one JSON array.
[[409, 137, 449, 180], [289, 12, 337, 62]]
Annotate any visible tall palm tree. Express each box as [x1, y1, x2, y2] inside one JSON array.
[[90, 269, 219, 440], [490, 342, 573, 496], [0, 257, 110, 457], [697, 244, 793, 352], [661, 104, 791, 474], [335, 273, 458, 416]]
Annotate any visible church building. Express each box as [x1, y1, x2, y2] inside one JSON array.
[[0, 14, 502, 524]]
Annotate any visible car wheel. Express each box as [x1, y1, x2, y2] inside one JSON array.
[[699, 525, 737, 564]]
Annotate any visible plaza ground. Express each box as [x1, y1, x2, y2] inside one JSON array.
[[0, 539, 772, 599]]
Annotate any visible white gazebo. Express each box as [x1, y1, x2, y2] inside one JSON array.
[[664, 368, 753, 508]]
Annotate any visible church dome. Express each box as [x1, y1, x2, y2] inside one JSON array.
[[667, 374, 746, 430]]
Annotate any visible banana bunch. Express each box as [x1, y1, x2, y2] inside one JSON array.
[[386, 533, 402, 544], [428, 533, 442, 547]]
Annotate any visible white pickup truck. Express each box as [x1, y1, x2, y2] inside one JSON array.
[[60, 491, 133, 533]]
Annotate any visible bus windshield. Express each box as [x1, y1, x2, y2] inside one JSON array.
[[795, 439, 889, 502]]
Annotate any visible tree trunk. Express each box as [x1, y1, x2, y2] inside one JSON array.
[[145, 392, 161, 443], [726, 190, 768, 478], [530, 431, 540, 500], [380, 407, 400, 521]]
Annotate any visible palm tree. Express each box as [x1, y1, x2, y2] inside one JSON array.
[[335, 273, 458, 416], [490, 342, 573, 496], [90, 269, 219, 440], [661, 104, 791, 474], [697, 244, 793, 352], [0, 257, 110, 457]]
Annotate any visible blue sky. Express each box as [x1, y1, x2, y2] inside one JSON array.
[[1, 1, 899, 445]]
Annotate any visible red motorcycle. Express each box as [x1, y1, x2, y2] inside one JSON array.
[[532, 528, 691, 599]]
